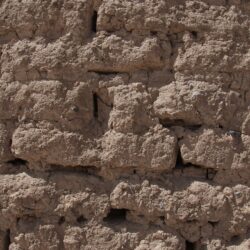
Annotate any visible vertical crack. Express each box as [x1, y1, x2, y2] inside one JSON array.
[[185, 240, 196, 250], [93, 92, 99, 118], [91, 11, 98, 33], [3, 229, 10, 250], [175, 147, 184, 169]]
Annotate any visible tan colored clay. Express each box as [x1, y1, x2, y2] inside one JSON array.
[[0, 0, 250, 249]]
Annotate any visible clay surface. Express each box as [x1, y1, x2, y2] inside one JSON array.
[[0, 0, 250, 249]]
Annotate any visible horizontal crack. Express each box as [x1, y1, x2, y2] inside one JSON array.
[[159, 119, 247, 137], [46, 164, 104, 180], [87, 70, 124, 75]]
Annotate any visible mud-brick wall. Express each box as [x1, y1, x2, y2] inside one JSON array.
[[0, 0, 250, 249]]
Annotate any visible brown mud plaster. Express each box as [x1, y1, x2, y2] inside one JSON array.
[[0, 0, 250, 249]]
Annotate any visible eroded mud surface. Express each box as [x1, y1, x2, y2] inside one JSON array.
[[0, 0, 250, 249]]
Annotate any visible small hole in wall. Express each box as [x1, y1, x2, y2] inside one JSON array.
[[208, 221, 219, 227], [93, 92, 99, 118], [103, 209, 128, 223], [230, 235, 241, 245], [150, 31, 158, 36], [6, 158, 27, 166], [16, 217, 20, 224], [159, 216, 165, 224], [186, 124, 202, 132], [77, 215, 87, 224], [71, 105, 79, 112], [58, 216, 65, 225], [206, 169, 217, 181], [175, 148, 184, 169], [3, 229, 11, 250], [185, 240, 196, 250], [160, 118, 185, 127], [91, 11, 98, 33], [191, 31, 198, 39]]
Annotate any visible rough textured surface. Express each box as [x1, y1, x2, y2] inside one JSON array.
[[0, 0, 250, 249]]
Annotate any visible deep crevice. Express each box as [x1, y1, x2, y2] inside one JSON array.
[[150, 31, 158, 36], [91, 11, 98, 33], [93, 92, 99, 118], [159, 119, 202, 131], [6, 158, 27, 166], [175, 145, 194, 169], [3, 229, 10, 250], [49, 165, 99, 174], [186, 240, 196, 250], [104, 209, 128, 223], [230, 235, 241, 245], [159, 216, 165, 224], [208, 221, 219, 227], [58, 216, 65, 225], [47, 165, 102, 180], [92, 91, 113, 119], [16, 217, 20, 224], [77, 215, 87, 224], [186, 124, 202, 131], [175, 148, 185, 169], [88, 70, 121, 75]]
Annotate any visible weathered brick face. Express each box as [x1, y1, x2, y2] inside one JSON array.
[[0, 0, 250, 249]]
